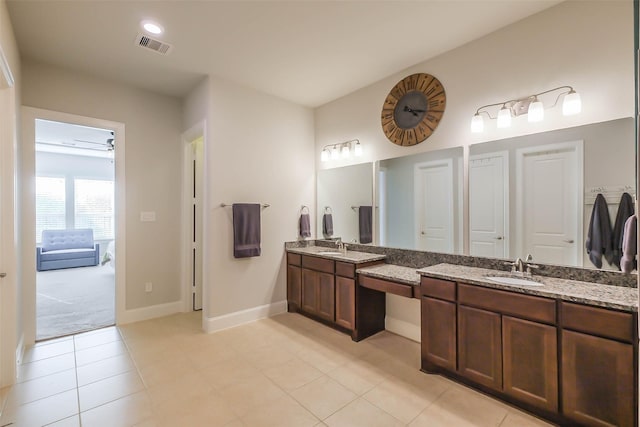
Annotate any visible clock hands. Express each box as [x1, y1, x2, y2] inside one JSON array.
[[403, 105, 426, 116]]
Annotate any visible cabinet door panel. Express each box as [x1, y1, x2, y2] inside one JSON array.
[[316, 272, 335, 321], [458, 305, 502, 390], [301, 268, 318, 315], [421, 297, 456, 370], [562, 330, 634, 427], [335, 276, 355, 330], [503, 316, 558, 412], [287, 265, 302, 311]]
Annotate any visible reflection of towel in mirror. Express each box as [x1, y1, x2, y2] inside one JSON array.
[[232, 203, 261, 258], [611, 192, 635, 269], [621, 214, 637, 273], [586, 194, 613, 268], [359, 206, 372, 244], [322, 213, 333, 237], [299, 213, 311, 238]]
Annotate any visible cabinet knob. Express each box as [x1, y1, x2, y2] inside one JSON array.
[[563, 239, 575, 244], [0, 273, 6, 278], [494, 236, 503, 240]]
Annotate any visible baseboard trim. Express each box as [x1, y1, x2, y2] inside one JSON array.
[[118, 301, 183, 325], [385, 316, 421, 343], [204, 300, 287, 333]]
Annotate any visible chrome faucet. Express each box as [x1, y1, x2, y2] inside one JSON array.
[[506, 254, 539, 276], [335, 238, 347, 255]]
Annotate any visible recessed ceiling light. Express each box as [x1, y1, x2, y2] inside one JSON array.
[[142, 20, 163, 35]]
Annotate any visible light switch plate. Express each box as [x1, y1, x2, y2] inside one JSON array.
[[140, 211, 156, 222]]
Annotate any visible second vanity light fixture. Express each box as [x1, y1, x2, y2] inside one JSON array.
[[471, 85, 581, 133], [320, 139, 363, 162]]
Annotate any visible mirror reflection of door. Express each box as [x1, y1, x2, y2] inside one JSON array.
[[469, 152, 508, 258], [516, 141, 583, 266], [414, 159, 454, 253]]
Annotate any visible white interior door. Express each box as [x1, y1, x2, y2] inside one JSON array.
[[192, 137, 204, 311], [517, 142, 582, 266], [469, 152, 508, 258], [414, 159, 453, 253]]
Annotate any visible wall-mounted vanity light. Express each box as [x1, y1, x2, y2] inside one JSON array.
[[471, 85, 581, 133], [321, 139, 363, 162]]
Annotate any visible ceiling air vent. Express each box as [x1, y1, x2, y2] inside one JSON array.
[[135, 33, 173, 55]]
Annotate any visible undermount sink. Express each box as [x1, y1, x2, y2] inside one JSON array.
[[485, 275, 544, 287], [318, 251, 345, 256]]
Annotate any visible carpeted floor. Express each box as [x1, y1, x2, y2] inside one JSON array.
[[36, 265, 115, 341]]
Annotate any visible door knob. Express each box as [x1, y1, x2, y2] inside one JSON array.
[[563, 239, 574, 244]]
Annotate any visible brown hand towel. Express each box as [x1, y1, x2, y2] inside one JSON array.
[[232, 203, 261, 258]]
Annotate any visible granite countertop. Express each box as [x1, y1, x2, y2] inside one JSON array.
[[287, 246, 386, 263], [356, 264, 421, 286], [418, 263, 638, 312]]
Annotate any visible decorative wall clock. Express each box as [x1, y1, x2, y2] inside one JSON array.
[[381, 73, 446, 146]]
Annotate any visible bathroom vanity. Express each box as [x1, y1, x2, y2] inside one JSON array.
[[285, 243, 639, 426], [419, 263, 638, 427], [285, 246, 385, 339]]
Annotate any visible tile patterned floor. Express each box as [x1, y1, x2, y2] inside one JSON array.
[[0, 312, 553, 426]]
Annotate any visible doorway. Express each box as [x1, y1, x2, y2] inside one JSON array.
[[182, 129, 204, 313], [516, 141, 583, 266], [22, 107, 126, 347], [414, 159, 454, 253], [34, 119, 116, 340], [469, 151, 509, 258]]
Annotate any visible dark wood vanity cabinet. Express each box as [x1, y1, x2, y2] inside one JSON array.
[[458, 305, 502, 391], [421, 296, 456, 370], [286, 251, 381, 336], [286, 253, 302, 311], [560, 302, 636, 427], [502, 316, 557, 412], [299, 255, 335, 322], [456, 283, 558, 410]]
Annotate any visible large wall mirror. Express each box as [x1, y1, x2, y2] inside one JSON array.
[[317, 163, 373, 244], [378, 147, 463, 254], [316, 117, 635, 272], [469, 118, 634, 270]]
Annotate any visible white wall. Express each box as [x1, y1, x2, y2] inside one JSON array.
[[183, 76, 315, 328], [0, 0, 21, 387], [21, 60, 183, 312], [314, 1, 635, 341], [315, 1, 634, 169]]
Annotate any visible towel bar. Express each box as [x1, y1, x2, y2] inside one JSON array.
[[220, 203, 270, 208]]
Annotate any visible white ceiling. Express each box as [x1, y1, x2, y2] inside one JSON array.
[[35, 119, 114, 158], [7, 1, 561, 108]]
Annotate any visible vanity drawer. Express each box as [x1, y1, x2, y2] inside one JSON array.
[[336, 261, 355, 278], [287, 253, 301, 266], [561, 302, 635, 343], [458, 283, 556, 324], [359, 275, 413, 298], [421, 277, 456, 302], [302, 255, 334, 274]]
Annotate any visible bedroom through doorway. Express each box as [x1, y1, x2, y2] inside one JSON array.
[[34, 118, 116, 341]]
